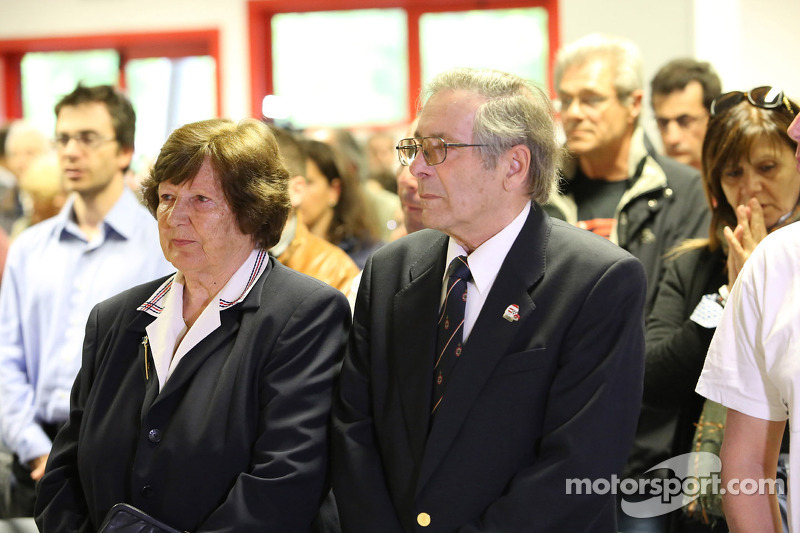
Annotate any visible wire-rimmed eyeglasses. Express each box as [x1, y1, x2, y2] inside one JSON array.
[[54, 131, 117, 151], [710, 86, 796, 117], [396, 137, 485, 166]]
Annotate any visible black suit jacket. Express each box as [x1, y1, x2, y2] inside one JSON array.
[[35, 259, 351, 533], [332, 205, 647, 532]]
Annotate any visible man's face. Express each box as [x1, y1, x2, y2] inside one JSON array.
[[397, 161, 424, 234], [409, 89, 509, 248], [652, 81, 709, 170], [55, 101, 132, 198], [367, 134, 397, 175], [6, 130, 48, 179], [396, 118, 424, 234], [557, 56, 640, 159]]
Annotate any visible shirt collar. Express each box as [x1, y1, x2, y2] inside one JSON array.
[[51, 187, 148, 241], [104, 187, 150, 240], [137, 248, 269, 317], [445, 201, 531, 296]]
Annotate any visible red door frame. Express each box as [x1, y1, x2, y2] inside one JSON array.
[[247, 0, 559, 121], [0, 29, 221, 122]]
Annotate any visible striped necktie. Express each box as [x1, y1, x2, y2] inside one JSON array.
[[432, 255, 471, 416]]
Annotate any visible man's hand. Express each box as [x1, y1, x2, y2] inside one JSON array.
[[29, 454, 48, 481]]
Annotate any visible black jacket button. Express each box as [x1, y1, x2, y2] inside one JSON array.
[[148, 429, 162, 443]]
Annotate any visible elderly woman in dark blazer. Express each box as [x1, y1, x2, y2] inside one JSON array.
[[34, 118, 351, 532]]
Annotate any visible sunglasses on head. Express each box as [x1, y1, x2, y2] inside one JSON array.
[[710, 86, 796, 117]]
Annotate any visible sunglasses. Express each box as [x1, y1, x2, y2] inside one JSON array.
[[710, 86, 796, 117]]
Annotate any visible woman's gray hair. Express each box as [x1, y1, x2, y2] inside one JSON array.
[[554, 33, 643, 103], [422, 68, 563, 204]]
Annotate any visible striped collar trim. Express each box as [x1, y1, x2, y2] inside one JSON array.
[[137, 249, 268, 317]]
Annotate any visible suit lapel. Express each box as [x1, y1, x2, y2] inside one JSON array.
[[153, 314, 242, 404], [392, 234, 448, 467], [127, 310, 159, 417], [128, 260, 270, 411], [417, 206, 551, 492]]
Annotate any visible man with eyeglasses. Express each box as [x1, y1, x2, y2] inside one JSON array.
[[549, 35, 712, 533], [548, 34, 708, 317], [0, 84, 172, 517], [332, 67, 646, 532], [650, 58, 722, 170]]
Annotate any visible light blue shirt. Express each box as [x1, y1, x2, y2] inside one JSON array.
[[0, 187, 174, 463]]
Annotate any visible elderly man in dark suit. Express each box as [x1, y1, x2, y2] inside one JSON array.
[[331, 67, 647, 533]]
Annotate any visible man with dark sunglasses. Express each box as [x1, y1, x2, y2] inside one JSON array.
[[332, 67, 647, 532]]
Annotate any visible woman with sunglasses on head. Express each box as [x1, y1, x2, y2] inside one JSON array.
[[644, 86, 798, 533]]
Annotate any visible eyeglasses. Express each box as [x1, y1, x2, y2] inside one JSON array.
[[553, 94, 614, 113], [710, 86, 796, 117], [54, 132, 116, 150], [655, 113, 708, 132], [396, 137, 485, 166]]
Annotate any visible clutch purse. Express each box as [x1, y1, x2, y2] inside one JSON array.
[[98, 503, 181, 533]]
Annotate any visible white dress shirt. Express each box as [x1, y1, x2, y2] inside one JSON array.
[[443, 202, 530, 341]]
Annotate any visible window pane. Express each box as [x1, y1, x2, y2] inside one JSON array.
[[271, 9, 408, 128], [20, 52, 216, 176], [420, 9, 549, 88], [21, 50, 119, 137], [125, 56, 217, 168]]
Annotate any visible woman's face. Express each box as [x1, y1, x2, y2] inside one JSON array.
[[720, 138, 800, 229], [299, 159, 339, 228], [157, 160, 254, 279]]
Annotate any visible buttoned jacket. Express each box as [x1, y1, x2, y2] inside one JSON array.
[[35, 259, 351, 533], [332, 205, 647, 533]]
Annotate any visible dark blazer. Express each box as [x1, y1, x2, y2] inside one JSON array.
[[625, 246, 724, 479], [35, 259, 351, 533], [638, 245, 728, 533], [332, 205, 647, 533]]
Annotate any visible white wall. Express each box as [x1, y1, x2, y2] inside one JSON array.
[[0, 0, 253, 119], [559, 0, 696, 147], [696, 0, 800, 97], [560, 0, 696, 93], [2, 0, 798, 122]]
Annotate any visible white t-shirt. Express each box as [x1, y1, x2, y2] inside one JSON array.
[[696, 221, 800, 532]]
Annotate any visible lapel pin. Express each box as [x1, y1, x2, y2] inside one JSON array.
[[142, 336, 150, 380], [502, 304, 520, 322]]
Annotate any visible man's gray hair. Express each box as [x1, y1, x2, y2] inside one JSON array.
[[554, 33, 643, 103], [422, 68, 562, 204]]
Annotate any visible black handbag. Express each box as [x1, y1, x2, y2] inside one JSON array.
[[98, 503, 182, 533]]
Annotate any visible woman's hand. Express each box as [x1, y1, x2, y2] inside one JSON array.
[[724, 198, 768, 289]]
